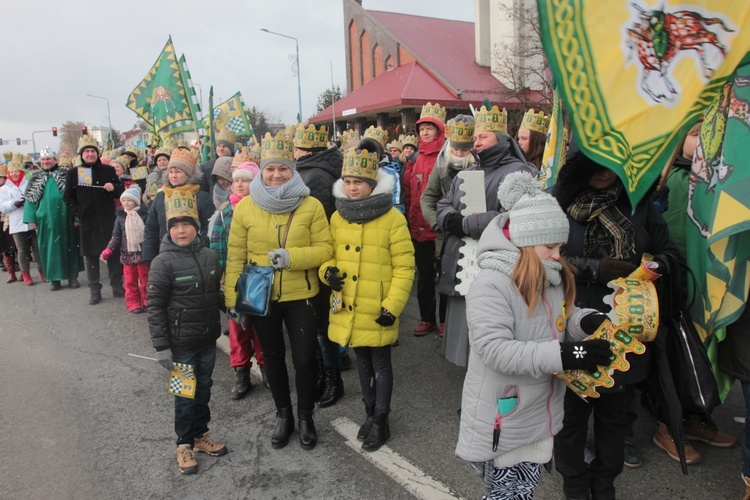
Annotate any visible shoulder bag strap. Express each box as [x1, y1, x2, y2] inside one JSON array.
[[281, 210, 295, 248]]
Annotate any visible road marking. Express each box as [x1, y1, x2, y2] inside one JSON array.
[[331, 417, 464, 500], [216, 334, 261, 379]]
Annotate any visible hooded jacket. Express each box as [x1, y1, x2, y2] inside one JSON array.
[[106, 205, 150, 265], [295, 146, 343, 220], [0, 173, 30, 234]]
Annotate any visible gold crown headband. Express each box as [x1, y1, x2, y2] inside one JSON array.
[[419, 102, 447, 123], [342, 148, 379, 182], [474, 105, 508, 133], [521, 109, 551, 135], [294, 124, 329, 149]]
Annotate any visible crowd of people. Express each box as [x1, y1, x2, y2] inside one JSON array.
[[0, 101, 746, 499]]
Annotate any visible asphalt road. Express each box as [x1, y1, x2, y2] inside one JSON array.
[[0, 271, 745, 499]]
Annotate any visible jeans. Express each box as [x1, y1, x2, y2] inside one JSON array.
[[85, 254, 123, 292], [312, 285, 340, 370], [12, 230, 40, 272], [413, 239, 437, 323], [172, 345, 216, 446], [250, 299, 318, 411], [743, 382, 750, 477]]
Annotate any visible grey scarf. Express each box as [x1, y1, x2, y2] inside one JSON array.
[[249, 170, 310, 213], [477, 249, 562, 287], [336, 192, 392, 223]]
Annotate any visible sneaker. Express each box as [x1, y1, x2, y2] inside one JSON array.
[[683, 414, 737, 448], [413, 321, 437, 336], [193, 433, 228, 457], [176, 444, 198, 475], [623, 438, 642, 468], [652, 422, 702, 464], [438, 323, 445, 337]]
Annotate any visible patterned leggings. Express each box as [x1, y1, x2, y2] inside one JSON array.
[[470, 461, 542, 500]]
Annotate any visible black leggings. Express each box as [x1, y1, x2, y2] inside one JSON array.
[[353, 346, 393, 415]]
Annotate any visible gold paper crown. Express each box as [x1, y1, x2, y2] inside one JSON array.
[[475, 105, 508, 133], [8, 153, 25, 171], [162, 136, 178, 149], [402, 134, 418, 148], [58, 153, 72, 167], [232, 147, 252, 168], [216, 129, 237, 144], [165, 189, 199, 223], [112, 156, 131, 170], [340, 129, 360, 149], [78, 135, 100, 152], [419, 102, 447, 124], [2, 151, 13, 162], [260, 132, 294, 164], [294, 124, 329, 149], [521, 109, 551, 135], [175, 140, 190, 150], [170, 147, 197, 167], [155, 145, 174, 158], [385, 140, 403, 151], [283, 125, 296, 139], [446, 118, 475, 145], [342, 148, 379, 183], [125, 145, 144, 163], [362, 126, 389, 147], [249, 143, 261, 162]]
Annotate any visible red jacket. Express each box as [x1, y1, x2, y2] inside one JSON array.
[[403, 117, 445, 241]]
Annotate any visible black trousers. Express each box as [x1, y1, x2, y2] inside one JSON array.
[[353, 346, 393, 415], [555, 386, 634, 500], [251, 298, 318, 411], [412, 239, 437, 323], [84, 254, 123, 291]]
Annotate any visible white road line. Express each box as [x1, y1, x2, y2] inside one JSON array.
[[216, 334, 261, 379], [331, 417, 464, 500]]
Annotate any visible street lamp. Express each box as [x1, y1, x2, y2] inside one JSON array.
[[261, 28, 302, 122], [85, 93, 113, 147]]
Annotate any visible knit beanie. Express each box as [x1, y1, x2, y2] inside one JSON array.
[[497, 171, 569, 247], [233, 162, 258, 181], [120, 186, 142, 206], [211, 156, 233, 183], [216, 140, 235, 155]]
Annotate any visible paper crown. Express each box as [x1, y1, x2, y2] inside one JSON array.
[[260, 131, 294, 164], [362, 126, 389, 147], [249, 143, 261, 162], [58, 153, 72, 167], [402, 134, 418, 148], [0, 164, 6, 176], [169, 147, 197, 167], [521, 109, 551, 135], [124, 145, 144, 163], [111, 156, 131, 170], [148, 133, 162, 147], [165, 189, 199, 224], [340, 129, 360, 149], [294, 124, 329, 149], [475, 105, 508, 133], [446, 117, 475, 145], [342, 148, 379, 183], [216, 128, 237, 144], [385, 140, 403, 151], [39, 147, 56, 158], [232, 147, 252, 168], [78, 135, 100, 152], [8, 153, 24, 171], [419, 102, 447, 124], [2, 151, 13, 162], [283, 125, 297, 139], [154, 145, 173, 159]]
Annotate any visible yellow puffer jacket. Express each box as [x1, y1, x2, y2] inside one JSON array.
[[320, 186, 414, 347], [225, 195, 333, 307]]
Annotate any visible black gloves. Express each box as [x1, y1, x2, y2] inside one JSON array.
[[375, 308, 396, 326], [581, 312, 609, 335], [597, 257, 637, 284], [13, 199, 25, 208], [325, 266, 345, 292], [560, 339, 612, 372], [445, 212, 466, 237]]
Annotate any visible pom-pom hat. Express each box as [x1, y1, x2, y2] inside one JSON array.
[[497, 171, 569, 248], [120, 186, 142, 206]]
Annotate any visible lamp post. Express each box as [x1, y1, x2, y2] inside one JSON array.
[[261, 28, 302, 122], [85, 93, 113, 147]]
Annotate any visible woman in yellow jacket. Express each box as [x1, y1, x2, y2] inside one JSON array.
[[225, 132, 332, 451], [320, 148, 415, 452]]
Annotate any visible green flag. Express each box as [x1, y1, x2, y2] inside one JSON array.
[[126, 37, 192, 133], [212, 92, 254, 137], [202, 86, 215, 164], [163, 54, 205, 137]]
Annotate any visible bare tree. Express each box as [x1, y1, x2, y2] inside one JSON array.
[[59, 120, 86, 158]]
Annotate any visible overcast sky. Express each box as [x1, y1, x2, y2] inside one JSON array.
[[0, 0, 473, 156]]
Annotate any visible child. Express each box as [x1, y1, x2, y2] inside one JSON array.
[[320, 148, 415, 452], [456, 171, 612, 499], [147, 188, 226, 475], [209, 162, 267, 399], [101, 186, 149, 313]]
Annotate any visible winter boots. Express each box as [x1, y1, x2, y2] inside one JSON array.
[[230, 366, 251, 400], [3, 255, 17, 283], [176, 444, 198, 475], [298, 408, 317, 450], [193, 433, 228, 457], [362, 413, 390, 452], [271, 407, 295, 449], [318, 368, 344, 408], [89, 289, 103, 305], [21, 270, 34, 286], [357, 405, 375, 441]]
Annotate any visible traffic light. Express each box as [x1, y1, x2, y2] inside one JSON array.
[[16, 138, 21, 145], [0, 139, 3, 146], [82, 126, 88, 135], [52, 127, 58, 137]]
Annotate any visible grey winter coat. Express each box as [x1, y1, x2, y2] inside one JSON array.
[[456, 214, 596, 462]]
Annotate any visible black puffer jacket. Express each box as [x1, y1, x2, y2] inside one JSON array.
[[147, 235, 222, 351], [296, 147, 343, 220]]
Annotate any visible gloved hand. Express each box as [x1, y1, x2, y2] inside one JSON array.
[[13, 199, 25, 208], [375, 308, 396, 326], [227, 308, 246, 326], [560, 339, 612, 372], [581, 312, 609, 335], [100, 248, 113, 261], [445, 212, 466, 237], [268, 248, 290, 269], [156, 349, 173, 371], [597, 257, 637, 284], [325, 266, 345, 292]]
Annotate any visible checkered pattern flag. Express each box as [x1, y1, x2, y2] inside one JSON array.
[[168, 362, 196, 399]]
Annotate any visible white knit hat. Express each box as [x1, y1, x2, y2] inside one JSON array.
[[497, 171, 568, 247], [120, 186, 142, 207]]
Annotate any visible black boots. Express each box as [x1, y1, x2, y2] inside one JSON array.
[[314, 359, 325, 401], [357, 405, 375, 441], [362, 413, 390, 452], [298, 408, 317, 450], [318, 368, 344, 408], [230, 366, 251, 400], [271, 407, 295, 449], [89, 289, 102, 305]]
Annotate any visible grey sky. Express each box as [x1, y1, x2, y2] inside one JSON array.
[[0, 0, 473, 156]]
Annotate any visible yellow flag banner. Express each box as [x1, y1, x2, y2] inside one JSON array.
[[537, 0, 750, 206]]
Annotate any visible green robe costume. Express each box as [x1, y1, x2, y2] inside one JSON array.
[[23, 167, 81, 281]]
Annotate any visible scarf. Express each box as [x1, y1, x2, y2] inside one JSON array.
[[229, 193, 244, 209], [335, 192, 392, 223], [249, 171, 310, 214], [567, 181, 635, 260], [213, 183, 231, 210], [162, 183, 201, 198], [124, 207, 145, 253], [8, 171, 25, 187], [24, 166, 68, 204], [477, 249, 562, 287]]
